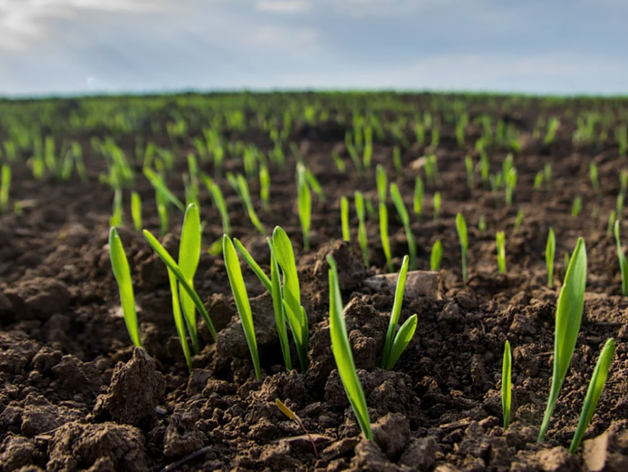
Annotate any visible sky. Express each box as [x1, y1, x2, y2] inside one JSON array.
[[0, 0, 627, 97]]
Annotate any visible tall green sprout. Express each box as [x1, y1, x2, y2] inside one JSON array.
[[341, 196, 350, 242], [201, 174, 230, 236], [456, 213, 468, 282], [590, 163, 602, 201], [327, 255, 372, 440], [223, 235, 261, 380], [236, 174, 266, 235], [355, 191, 369, 267], [538, 238, 587, 443], [430, 239, 442, 271], [260, 164, 270, 212], [109, 228, 141, 347], [297, 164, 312, 251], [433, 192, 441, 221], [179, 204, 202, 353], [413, 176, 424, 221], [0, 164, 10, 213], [614, 221, 628, 296], [376, 166, 392, 272], [380, 256, 417, 370], [502, 340, 512, 429], [390, 183, 416, 270], [131, 191, 142, 232], [496, 231, 506, 274], [546, 227, 556, 288]]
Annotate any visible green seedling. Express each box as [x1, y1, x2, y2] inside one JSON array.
[[478, 215, 487, 232], [505, 168, 517, 206], [179, 204, 202, 353], [544, 117, 560, 145], [572, 195, 582, 217], [465, 156, 474, 188], [514, 209, 524, 232], [392, 146, 403, 177], [538, 238, 587, 443], [502, 340, 512, 429], [108, 228, 141, 347], [186, 154, 200, 206], [259, 164, 271, 212], [617, 193, 624, 218], [546, 227, 556, 288], [413, 176, 424, 220], [131, 191, 142, 232], [544, 164, 552, 191], [297, 164, 312, 251], [144, 167, 185, 211], [201, 174, 231, 236], [275, 399, 318, 458], [534, 171, 544, 191], [155, 190, 168, 236], [355, 191, 369, 266], [381, 256, 418, 370], [304, 168, 325, 202], [327, 255, 372, 440], [431, 239, 442, 271], [236, 174, 266, 235], [341, 196, 350, 242], [607, 210, 617, 237], [109, 188, 123, 227], [365, 198, 377, 221], [456, 213, 469, 282], [143, 230, 217, 341], [433, 192, 441, 221], [166, 266, 193, 371], [496, 231, 506, 274], [273, 226, 309, 371], [333, 152, 346, 173], [614, 221, 628, 296], [390, 183, 416, 270], [0, 164, 11, 213], [270, 241, 292, 370], [379, 203, 392, 272], [590, 163, 602, 201], [223, 235, 261, 380], [569, 338, 616, 454], [376, 165, 387, 204]]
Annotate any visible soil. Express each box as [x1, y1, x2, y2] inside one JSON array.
[[1, 92, 628, 472]]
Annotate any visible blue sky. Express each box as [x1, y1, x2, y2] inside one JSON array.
[[1, 0, 627, 96]]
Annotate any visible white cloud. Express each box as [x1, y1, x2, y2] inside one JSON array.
[[240, 25, 319, 56], [255, 0, 310, 14]]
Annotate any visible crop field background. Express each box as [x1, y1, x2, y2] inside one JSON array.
[[1, 91, 628, 471]]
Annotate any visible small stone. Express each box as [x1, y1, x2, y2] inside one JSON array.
[[399, 437, 438, 471], [534, 446, 579, 472], [364, 271, 439, 299], [372, 413, 411, 461]]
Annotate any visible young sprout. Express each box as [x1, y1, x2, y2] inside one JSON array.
[[544, 163, 552, 191], [433, 192, 441, 221], [390, 183, 417, 270], [327, 255, 372, 440], [131, 191, 142, 232], [179, 204, 202, 353], [381, 256, 418, 370], [617, 193, 624, 218], [569, 338, 616, 454], [456, 213, 469, 282], [589, 163, 602, 201], [0, 164, 11, 213], [607, 210, 617, 237], [273, 226, 309, 372], [165, 266, 193, 371], [109, 188, 123, 227], [465, 156, 474, 188], [333, 152, 346, 173], [223, 235, 261, 380], [546, 227, 556, 288], [144, 167, 185, 211], [496, 231, 506, 274], [413, 176, 424, 221], [572, 195, 582, 217], [478, 215, 487, 232], [186, 154, 200, 206], [340, 196, 350, 242], [355, 191, 369, 267], [275, 399, 318, 458], [534, 171, 544, 191], [108, 228, 141, 347], [392, 146, 403, 177], [259, 164, 271, 212], [504, 168, 517, 206], [502, 340, 512, 429], [236, 174, 266, 235], [430, 239, 442, 271], [201, 174, 231, 236], [297, 164, 312, 251], [270, 241, 292, 371], [376, 166, 392, 272], [614, 221, 628, 296], [538, 238, 587, 443], [304, 168, 325, 202], [513, 209, 524, 233]]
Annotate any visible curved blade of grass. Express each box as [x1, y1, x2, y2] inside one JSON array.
[[109, 227, 141, 347], [144, 167, 184, 211], [390, 183, 416, 269], [298, 176, 312, 251], [496, 231, 506, 274], [179, 203, 201, 353], [327, 255, 372, 440], [223, 235, 261, 380], [431, 239, 442, 271], [233, 238, 272, 292], [355, 191, 369, 266], [376, 165, 387, 204], [237, 174, 266, 235], [569, 338, 615, 454], [131, 191, 142, 232], [201, 174, 231, 236], [502, 340, 512, 429], [547, 227, 555, 288], [166, 268, 193, 371], [273, 226, 308, 371], [381, 255, 409, 369], [614, 221, 628, 296], [379, 203, 393, 272], [456, 213, 468, 282], [269, 240, 292, 370], [538, 237, 587, 442], [341, 196, 350, 242], [384, 314, 417, 370], [143, 229, 217, 341]]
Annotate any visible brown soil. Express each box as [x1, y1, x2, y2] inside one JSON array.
[[1, 92, 628, 472]]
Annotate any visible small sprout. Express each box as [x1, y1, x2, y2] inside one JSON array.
[[502, 340, 512, 429], [355, 191, 369, 266], [270, 241, 292, 370], [379, 202, 393, 272], [333, 152, 346, 173], [108, 228, 141, 347], [165, 266, 193, 371], [456, 213, 469, 282], [236, 174, 266, 235], [259, 164, 271, 212], [430, 239, 442, 271], [275, 399, 318, 458], [109, 188, 123, 227], [544, 163, 552, 191], [465, 155, 474, 188], [617, 193, 624, 217], [297, 164, 312, 251], [413, 176, 424, 220], [433, 192, 441, 221], [390, 183, 417, 270], [589, 163, 602, 201], [179, 204, 202, 353], [504, 168, 517, 206], [392, 146, 403, 177], [569, 338, 616, 454], [223, 235, 262, 380], [538, 238, 587, 443], [202, 174, 231, 236], [478, 215, 486, 232], [546, 227, 556, 288], [534, 171, 544, 190], [496, 231, 506, 274], [572, 195, 582, 217], [607, 210, 617, 237], [327, 255, 372, 440], [614, 221, 628, 296], [131, 191, 143, 232], [514, 209, 524, 232], [340, 196, 350, 242], [0, 164, 11, 214]]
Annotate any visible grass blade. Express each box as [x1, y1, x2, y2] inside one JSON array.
[[502, 340, 512, 429], [614, 221, 628, 296], [385, 314, 417, 370], [166, 268, 193, 371], [178, 203, 201, 353], [270, 240, 292, 370], [327, 255, 372, 440], [381, 255, 409, 369], [547, 227, 555, 288], [234, 239, 272, 292]]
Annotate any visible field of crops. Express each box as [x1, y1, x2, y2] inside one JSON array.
[[1, 92, 628, 471]]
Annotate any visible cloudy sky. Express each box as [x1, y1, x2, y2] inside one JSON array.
[[1, 0, 627, 96]]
